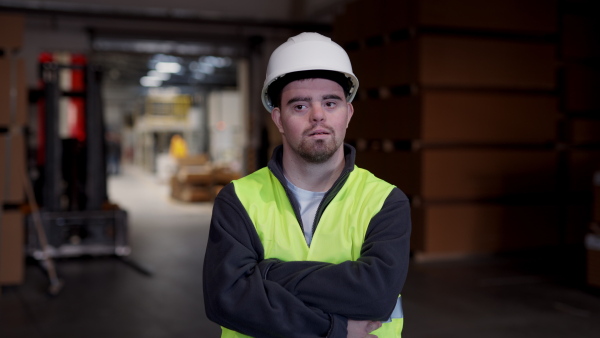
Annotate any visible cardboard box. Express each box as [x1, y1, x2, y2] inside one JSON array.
[[561, 14, 600, 61], [588, 249, 600, 288], [349, 90, 557, 144], [0, 14, 24, 50], [594, 172, 600, 222], [170, 177, 213, 203], [175, 165, 213, 185], [0, 56, 28, 127], [568, 118, 600, 145], [564, 204, 593, 245], [347, 98, 400, 140], [563, 64, 600, 113], [352, 0, 385, 40], [356, 148, 557, 200], [348, 46, 384, 90], [213, 168, 242, 185], [421, 148, 557, 200], [0, 210, 25, 285], [419, 90, 558, 144], [380, 96, 421, 141], [176, 154, 210, 167], [0, 132, 26, 204], [350, 94, 559, 148], [338, 0, 558, 38], [355, 150, 421, 197], [417, 0, 558, 34], [413, 202, 561, 257], [419, 36, 557, 89], [382, 0, 412, 34], [347, 35, 557, 90], [381, 39, 419, 87], [568, 150, 600, 193], [332, 0, 360, 44]]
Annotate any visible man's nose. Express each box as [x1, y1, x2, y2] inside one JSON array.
[[310, 103, 325, 121]]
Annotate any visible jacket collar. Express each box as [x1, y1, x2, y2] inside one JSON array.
[[267, 143, 356, 184]]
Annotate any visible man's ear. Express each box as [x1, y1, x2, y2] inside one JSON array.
[[346, 103, 354, 128], [271, 107, 284, 133]]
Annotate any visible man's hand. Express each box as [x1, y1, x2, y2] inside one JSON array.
[[347, 320, 382, 338]]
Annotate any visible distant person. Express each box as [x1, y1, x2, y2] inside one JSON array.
[[106, 130, 122, 175], [203, 32, 411, 338], [169, 134, 188, 159]]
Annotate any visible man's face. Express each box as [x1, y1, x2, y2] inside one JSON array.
[[271, 78, 354, 164]]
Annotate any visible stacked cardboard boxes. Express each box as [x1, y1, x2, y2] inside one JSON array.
[[588, 171, 600, 288], [334, 0, 560, 259], [170, 155, 242, 202], [560, 1, 600, 245], [0, 13, 27, 286], [170, 155, 214, 202], [587, 246, 600, 288]]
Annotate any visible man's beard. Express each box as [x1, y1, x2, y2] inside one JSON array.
[[296, 129, 340, 164]]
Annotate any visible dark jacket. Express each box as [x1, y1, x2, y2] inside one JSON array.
[[203, 144, 411, 337]]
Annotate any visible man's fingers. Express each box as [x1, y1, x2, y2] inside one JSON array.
[[366, 321, 382, 333]]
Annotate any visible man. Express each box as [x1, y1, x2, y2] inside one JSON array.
[[203, 32, 411, 338]]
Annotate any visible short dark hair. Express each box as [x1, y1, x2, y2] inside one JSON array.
[[267, 70, 352, 108]]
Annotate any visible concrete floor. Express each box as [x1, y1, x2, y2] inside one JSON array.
[[1, 165, 600, 337]]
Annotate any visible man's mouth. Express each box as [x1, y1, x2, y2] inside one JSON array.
[[307, 129, 331, 136]]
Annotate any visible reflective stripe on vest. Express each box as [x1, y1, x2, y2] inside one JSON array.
[[223, 166, 403, 338]]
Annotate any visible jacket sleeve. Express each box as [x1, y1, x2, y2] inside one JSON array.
[[203, 183, 348, 338], [261, 188, 411, 321]]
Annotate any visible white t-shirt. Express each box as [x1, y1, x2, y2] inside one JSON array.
[[284, 178, 325, 246]]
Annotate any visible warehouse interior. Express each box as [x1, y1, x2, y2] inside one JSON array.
[[1, 0, 600, 337]]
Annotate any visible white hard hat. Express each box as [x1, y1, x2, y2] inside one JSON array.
[[261, 32, 359, 112]]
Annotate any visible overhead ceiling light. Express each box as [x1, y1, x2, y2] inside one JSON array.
[[200, 56, 232, 68], [140, 76, 162, 87], [155, 61, 181, 73], [148, 70, 171, 81], [189, 61, 214, 75]]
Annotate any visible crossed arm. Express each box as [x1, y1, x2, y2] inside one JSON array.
[[202, 184, 411, 337]]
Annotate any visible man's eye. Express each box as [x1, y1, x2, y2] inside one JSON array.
[[325, 102, 337, 108], [294, 105, 306, 110]]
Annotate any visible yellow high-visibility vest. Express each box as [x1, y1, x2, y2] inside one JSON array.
[[222, 166, 402, 337]]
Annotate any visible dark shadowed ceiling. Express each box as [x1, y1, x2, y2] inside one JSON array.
[[1, 0, 353, 88]]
